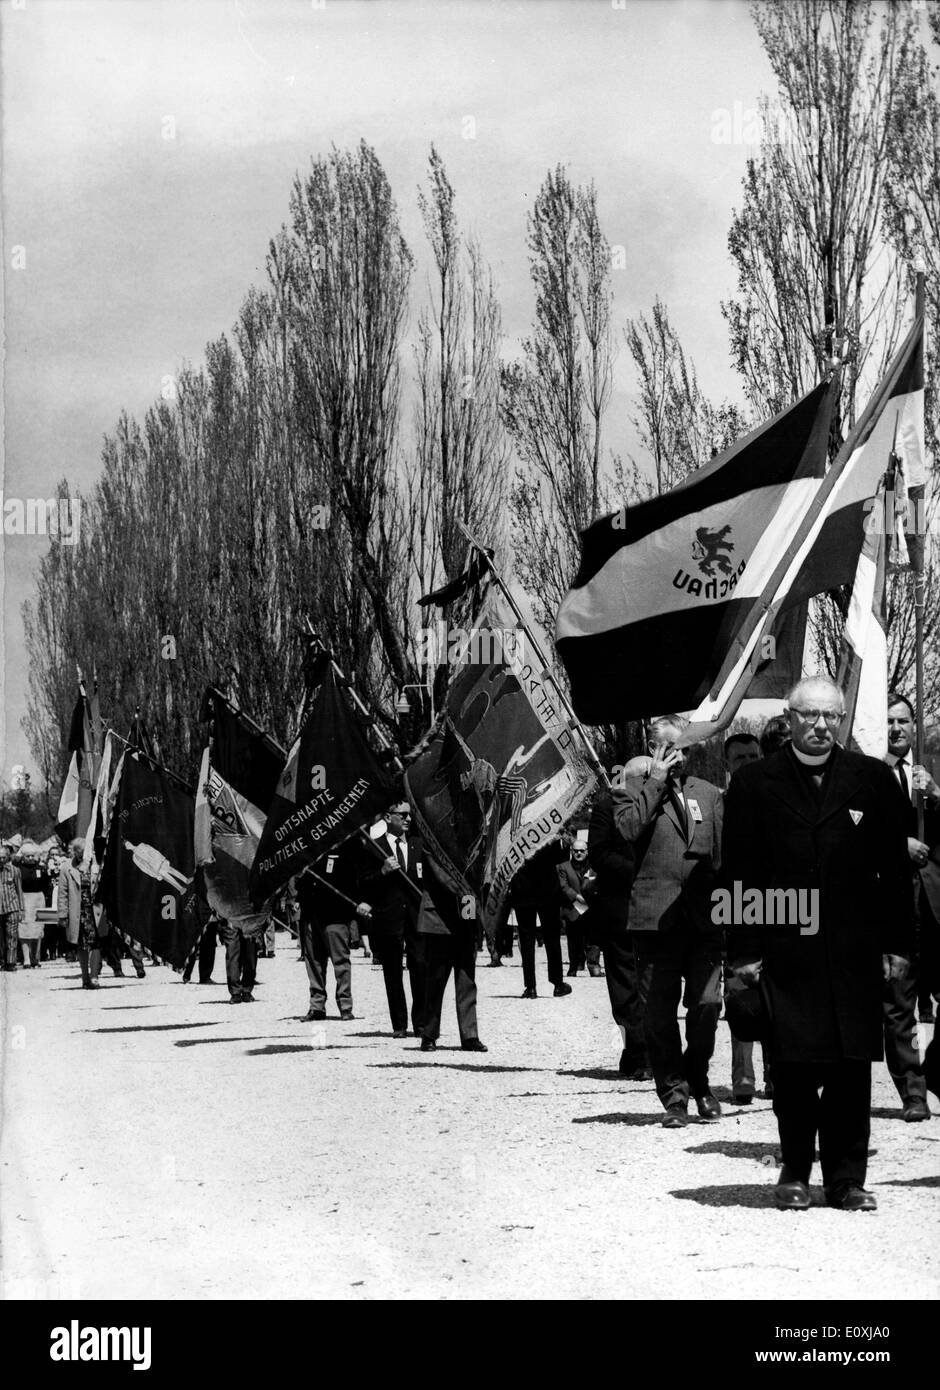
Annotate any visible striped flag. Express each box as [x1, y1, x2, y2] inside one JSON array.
[[554, 381, 834, 722], [55, 686, 103, 841], [885, 315, 926, 573], [681, 311, 926, 742], [836, 481, 890, 757]]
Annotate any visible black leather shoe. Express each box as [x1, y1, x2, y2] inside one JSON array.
[[825, 1184, 877, 1212], [732, 1093, 754, 1105], [229, 995, 243, 1004], [302, 1008, 326, 1021], [340, 1013, 355, 1021], [488, 957, 502, 967], [553, 983, 572, 997], [241, 993, 255, 1002], [902, 1097, 930, 1122], [565, 968, 578, 977], [774, 1176, 810, 1211], [461, 1039, 488, 1052], [695, 1092, 722, 1121], [662, 1104, 688, 1128], [521, 987, 537, 999], [135, 965, 146, 978], [420, 1038, 437, 1051], [392, 1029, 408, 1038]]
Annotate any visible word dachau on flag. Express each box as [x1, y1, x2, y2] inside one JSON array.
[[97, 754, 202, 970], [249, 665, 395, 903], [406, 587, 597, 930], [195, 690, 286, 932], [555, 382, 834, 722]]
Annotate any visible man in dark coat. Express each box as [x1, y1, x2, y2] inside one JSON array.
[[357, 803, 426, 1038], [417, 854, 486, 1053], [722, 676, 913, 1212], [588, 782, 649, 1077], [508, 840, 570, 999], [558, 831, 604, 977], [882, 692, 936, 1120], [614, 717, 724, 1127]]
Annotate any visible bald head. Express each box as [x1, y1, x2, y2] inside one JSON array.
[[785, 675, 845, 756]]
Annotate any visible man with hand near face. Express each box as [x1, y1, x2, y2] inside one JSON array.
[[613, 715, 724, 1128], [884, 692, 939, 1120]]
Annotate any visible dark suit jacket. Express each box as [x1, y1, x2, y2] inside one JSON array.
[[889, 757, 940, 925], [587, 792, 635, 938], [415, 852, 473, 937], [297, 843, 359, 926], [556, 859, 597, 925], [357, 831, 424, 936], [613, 773, 722, 934], [722, 745, 913, 1063]]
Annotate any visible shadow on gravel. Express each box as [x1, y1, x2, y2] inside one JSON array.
[[686, 1139, 781, 1161], [572, 1112, 662, 1126], [80, 1022, 221, 1034], [348, 1031, 410, 1039], [559, 1067, 635, 1082], [671, 1183, 775, 1208], [369, 1062, 537, 1073], [100, 1005, 160, 1010], [876, 1174, 940, 1188], [869, 1107, 909, 1120], [175, 1034, 296, 1048], [245, 1044, 343, 1055]]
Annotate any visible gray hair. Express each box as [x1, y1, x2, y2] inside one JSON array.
[[649, 714, 689, 742], [785, 676, 845, 711]]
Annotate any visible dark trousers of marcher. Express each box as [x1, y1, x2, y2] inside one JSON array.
[[772, 1059, 871, 1190], [883, 969, 926, 1102], [633, 926, 722, 1109], [377, 931, 426, 1034], [182, 920, 217, 983], [602, 930, 649, 1072], [421, 933, 479, 1044], [78, 945, 101, 986], [484, 907, 514, 961], [724, 975, 772, 1095], [566, 920, 600, 973], [102, 933, 145, 977], [40, 923, 65, 960], [516, 902, 563, 990], [219, 922, 259, 1000], [301, 916, 353, 1017], [18, 938, 40, 967], [1, 914, 19, 968]]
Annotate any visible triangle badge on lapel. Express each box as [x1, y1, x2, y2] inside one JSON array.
[[849, 809, 863, 825]]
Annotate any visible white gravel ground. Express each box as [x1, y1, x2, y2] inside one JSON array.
[[1, 942, 937, 1301]]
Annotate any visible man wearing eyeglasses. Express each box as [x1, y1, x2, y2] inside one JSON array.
[[358, 802, 426, 1038], [722, 676, 912, 1212]]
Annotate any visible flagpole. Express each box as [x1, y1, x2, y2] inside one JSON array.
[[453, 518, 611, 790], [302, 623, 405, 772], [104, 726, 195, 795], [913, 260, 926, 842]]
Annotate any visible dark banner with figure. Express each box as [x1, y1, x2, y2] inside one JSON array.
[[97, 753, 203, 969]]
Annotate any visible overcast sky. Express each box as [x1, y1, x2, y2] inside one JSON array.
[[1, 0, 778, 781]]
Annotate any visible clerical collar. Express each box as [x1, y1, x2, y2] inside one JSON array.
[[791, 745, 833, 768]]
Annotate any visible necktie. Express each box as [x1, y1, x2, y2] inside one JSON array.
[[669, 785, 689, 841], [395, 837, 407, 872], [896, 761, 909, 800]]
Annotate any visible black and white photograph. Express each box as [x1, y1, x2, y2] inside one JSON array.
[[1, 0, 938, 1344]]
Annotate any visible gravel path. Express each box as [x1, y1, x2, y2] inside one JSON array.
[[2, 945, 937, 1301]]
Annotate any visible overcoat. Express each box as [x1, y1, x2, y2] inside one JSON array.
[[57, 862, 107, 946], [722, 744, 912, 1063], [587, 792, 635, 939]]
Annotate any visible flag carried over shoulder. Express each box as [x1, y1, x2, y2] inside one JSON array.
[[55, 684, 104, 842], [683, 309, 926, 742], [555, 381, 834, 723], [405, 584, 597, 930], [195, 689, 286, 932], [836, 476, 890, 758], [97, 752, 202, 969], [249, 664, 395, 904]]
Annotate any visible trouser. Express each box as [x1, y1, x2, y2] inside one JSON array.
[[263, 919, 276, 955], [376, 932, 427, 1033], [724, 975, 771, 1095], [633, 927, 722, 1109], [421, 932, 479, 1043], [102, 933, 144, 975], [602, 930, 649, 1071], [484, 906, 513, 960], [219, 922, 260, 999], [772, 1059, 871, 1190], [566, 920, 600, 973], [18, 939, 40, 966], [883, 969, 926, 1102], [78, 946, 102, 985], [182, 920, 218, 983], [515, 902, 563, 989], [301, 916, 353, 1016], [1, 915, 19, 967], [40, 923, 65, 960]]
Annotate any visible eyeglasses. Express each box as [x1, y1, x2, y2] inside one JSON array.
[[789, 708, 843, 726]]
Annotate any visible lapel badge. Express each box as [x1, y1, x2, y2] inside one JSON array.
[[849, 809, 863, 825]]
